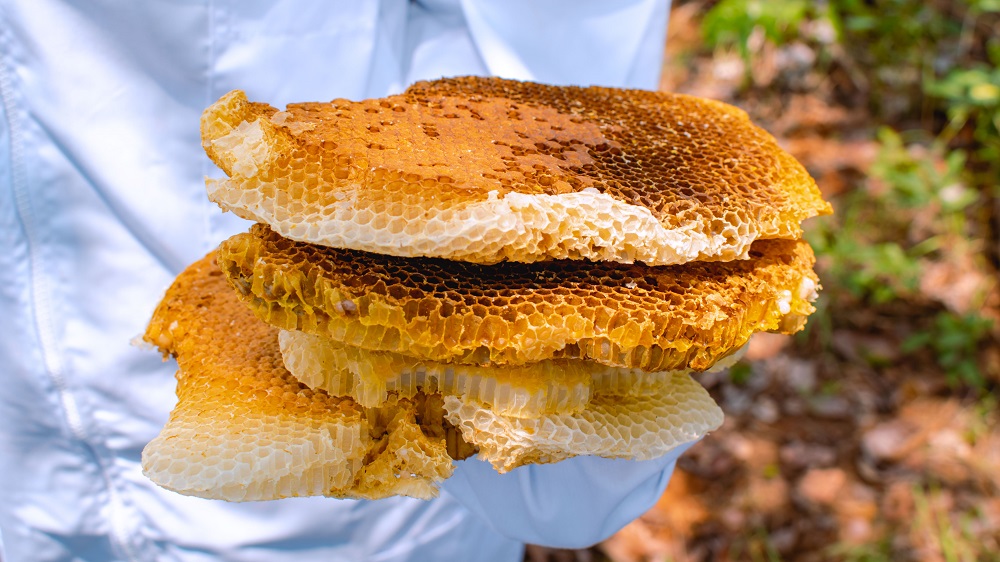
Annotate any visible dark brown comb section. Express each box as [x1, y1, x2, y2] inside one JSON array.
[[218, 224, 819, 372]]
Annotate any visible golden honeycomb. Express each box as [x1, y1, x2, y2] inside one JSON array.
[[143, 76, 834, 501], [279, 329, 699, 418], [142, 253, 726, 499], [218, 224, 819, 372], [141, 252, 467, 501], [443, 373, 723, 473], [201, 77, 831, 266]]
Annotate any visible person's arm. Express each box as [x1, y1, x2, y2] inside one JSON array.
[[441, 442, 693, 549]]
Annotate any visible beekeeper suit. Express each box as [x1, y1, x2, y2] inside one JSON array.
[[0, 1, 686, 561]]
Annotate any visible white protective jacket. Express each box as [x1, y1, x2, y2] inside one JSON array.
[[0, 1, 686, 561]]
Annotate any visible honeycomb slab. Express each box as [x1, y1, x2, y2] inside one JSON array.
[[444, 373, 723, 473], [218, 224, 818, 372], [279, 329, 692, 418], [202, 77, 831, 266]]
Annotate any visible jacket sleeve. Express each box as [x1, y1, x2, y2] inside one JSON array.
[[439, 442, 693, 549]]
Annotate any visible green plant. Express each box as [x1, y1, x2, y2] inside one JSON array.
[[927, 57, 1000, 177], [834, 0, 967, 119], [807, 128, 994, 388], [965, 392, 999, 445], [807, 128, 976, 306], [930, 65, 1000, 139], [702, 0, 810, 55], [728, 361, 754, 386], [701, 0, 991, 123], [813, 232, 923, 304], [903, 312, 994, 390], [700, 0, 839, 87], [867, 128, 975, 215], [813, 129, 994, 389], [819, 380, 843, 397], [825, 537, 895, 562], [730, 525, 783, 562], [910, 483, 987, 562]]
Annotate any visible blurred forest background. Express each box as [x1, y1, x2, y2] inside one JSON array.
[[532, 1, 1000, 561]]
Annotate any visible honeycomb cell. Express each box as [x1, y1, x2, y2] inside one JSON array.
[[219, 224, 818, 371], [278, 329, 694, 418], [201, 78, 831, 266]]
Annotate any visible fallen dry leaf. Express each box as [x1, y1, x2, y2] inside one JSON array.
[[919, 253, 995, 315], [796, 468, 847, 506], [745, 333, 791, 362]]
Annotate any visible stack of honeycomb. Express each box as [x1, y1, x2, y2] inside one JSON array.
[[142, 77, 831, 501]]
